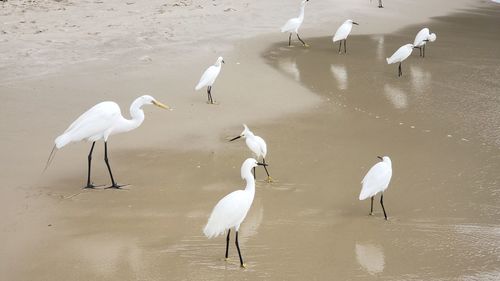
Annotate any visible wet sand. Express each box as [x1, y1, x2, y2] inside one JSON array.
[[1, 1, 500, 280]]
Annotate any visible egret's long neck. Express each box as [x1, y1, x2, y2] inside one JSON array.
[[124, 98, 146, 132], [298, 5, 306, 22], [243, 172, 256, 193]]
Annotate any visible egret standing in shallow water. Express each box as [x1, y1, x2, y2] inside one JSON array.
[[195, 56, 224, 104], [46, 95, 169, 188], [386, 44, 414, 77], [281, 0, 310, 47], [333, 19, 359, 54], [204, 158, 267, 268], [229, 124, 272, 182], [413, 28, 437, 57], [359, 156, 393, 220]]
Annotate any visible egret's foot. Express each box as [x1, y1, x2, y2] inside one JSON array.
[[240, 263, 247, 269], [106, 183, 128, 189], [369, 212, 374, 216], [83, 183, 103, 189], [224, 257, 230, 261], [384, 217, 388, 221], [266, 176, 274, 183], [303, 43, 310, 48]]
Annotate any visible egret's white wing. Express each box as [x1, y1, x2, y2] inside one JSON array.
[[386, 44, 413, 64], [56, 102, 121, 148], [359, 162, 392, 200], [413, 28, 430, 47], [195, 65, 219, 90], [333, 22, 351, 42], [204, 190, 252, 238], [254, 136, 267, 158], [281, 18, 299, 33]]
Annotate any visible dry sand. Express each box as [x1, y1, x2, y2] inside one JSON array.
[[1, 0, 499, 280]]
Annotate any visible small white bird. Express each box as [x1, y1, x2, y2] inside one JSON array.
[[413, 28, 437, 57], [281, 0, 310, 47], [46, 95, 169, 188], [195, 56, 225, 104], [204, 158, 267, 268], [386, 43, 414, 77], [333, 19, 359, 54], [370, 0, 383, 8], [229, 124, 272, 182], [359, 156, 393, 220]]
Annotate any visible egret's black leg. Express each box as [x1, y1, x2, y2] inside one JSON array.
[[423, 44, 426, 58], [288, 33, 292, 46], [370, 196, 374, 215], [378, 0, 383, 8], [208, 86, 214, 104], [338, 40, 342, 53], [262, 158, 271, 179], [235, 231, 245, 268], [253, 166, 256, 180], [104, 142, 123, 188], [380, 194, 388, 220], [297, 34, 307, 46], [225, 229, 231, 259], [419, 47, 422, 57], [344, 39, 347, 53], [84, 141, 96, 188], [398, 62, 402, 77]]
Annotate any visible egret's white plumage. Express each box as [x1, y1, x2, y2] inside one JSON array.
[[230, 124, 272, 181], [47, 95, 169, 188], [195, 56, 224, 104], [281, 0, 310, 46], [413, 28, 437, 57], [333, 19, 359, 54], [359, 156, 392, 219], [204, 158, 265, 267], [386, 44, 414, 77], [333, 19, 358, 42]]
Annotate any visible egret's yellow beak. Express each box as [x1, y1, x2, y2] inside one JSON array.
[[153, 100, 170, 110]]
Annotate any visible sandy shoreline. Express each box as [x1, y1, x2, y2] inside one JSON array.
[[1, 0, 499, 280]]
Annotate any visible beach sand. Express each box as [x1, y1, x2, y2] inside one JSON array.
[[0, 0, 499, 280]]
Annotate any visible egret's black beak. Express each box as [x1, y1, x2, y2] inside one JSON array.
[[377, 156, 383, 160], [257, 162, 268, 167], [229, 135, 241, 142], [353, 22, 359, 25], [222, 60, 225, 64], [424, 39, 429, 42]]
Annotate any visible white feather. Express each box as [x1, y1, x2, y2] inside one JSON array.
[[333, 20, 354, 42], [386, 44, 414, 64], [359, 157, 393, 200]]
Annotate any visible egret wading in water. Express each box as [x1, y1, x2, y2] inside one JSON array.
[[332, 19, 359, 54], [203, 158, 267, 268], [281, 0, 310, 47], [229, 124, 272, 182], [195, 56, 224, 104], [413, 28, 437, 57], [45, 95, 169, 188], [359, 156, 393, 220], [386, 43, 414, 77]]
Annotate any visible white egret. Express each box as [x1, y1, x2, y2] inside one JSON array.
[[203, 158, 267, 268], [386, 43, 414, 77], [359, 156, 392, 220], [229, 124, 272, 182], [195, 56, 225, 104], [46, 95, 169, 188], [281, 0, 310, 47], [413, 28, 437, 57], [370, 0, 383, 8], [332, 19, 359, 54]]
